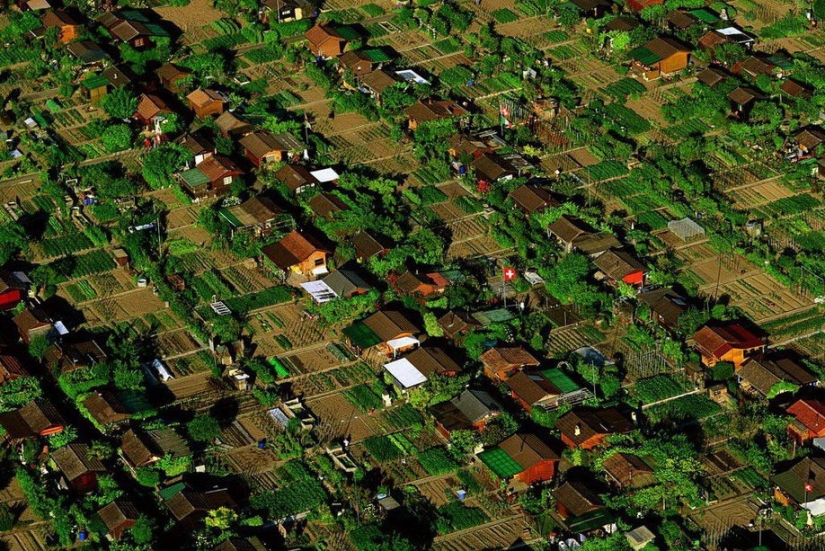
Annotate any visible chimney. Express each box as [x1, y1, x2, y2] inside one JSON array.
[[574, 423, 581, 436]]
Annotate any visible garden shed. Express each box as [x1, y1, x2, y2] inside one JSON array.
[[667, 217, 705, 241]]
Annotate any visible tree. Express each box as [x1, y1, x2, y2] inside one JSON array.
[[135, 467, 160, 488], [113, 361, 145, 391], [101, 87, 138, 119], [0, 222, 28, 265], [205, 507, 238, 530], [0, 376, 42, 410], [815, 0, 825, 21], [423, 312, 443, 337], [449, 429, 479, 456], [187, 414, 221, 443], [142, 143, 188, 189], [0, 503, 14, 531], [480, 413, 519, 446], [131, 514, 154, 544], [101, 124, 134, 153]]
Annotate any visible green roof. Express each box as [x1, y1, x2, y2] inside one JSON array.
[[219, 207, 243, 228], [82, 74, 109, 90], [336, 26, 361, 40], [540, 369, 581, 394], [363, 49, 392, 62], [629, 46, 661, 66], [144, 23, 171, 37], [472, 308, 516, 326], [478, 447, 523, 478], [159, 482, 186, 501], [688, 8, 719, 23], [179, 167, 210, 188], [343, 321, 381, 349]]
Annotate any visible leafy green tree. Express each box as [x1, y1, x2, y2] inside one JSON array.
[[0, 503, 15, 531], [449, 429, 479, 456], [815, 0, 825, 20], [187, 414, 221, 442], [48, 425, 77, 449], [131, 514, 154, 544], [101, 87, 138, 119], [134, 467, 160, 488], [0, 222, 28, 265], [480, 413, 519, 446], [423, 312, 444, 337], [113, 361, 145, 391], [101, 124, 134, 153], [0, 376, 42, 410], [142, 143, 188, 189]]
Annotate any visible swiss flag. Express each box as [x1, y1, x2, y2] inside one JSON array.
[[503, 267, 517, 281], [806, 482, 814, 493]]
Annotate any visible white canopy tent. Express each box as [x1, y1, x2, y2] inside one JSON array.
[[310, 168, 340, 183], [384, 358, 427, 390], [300, 280, 338, 303]]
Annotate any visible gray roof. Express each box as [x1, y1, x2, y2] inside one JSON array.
[[322, 266, 372, 298], [451, 389, 501, 423]]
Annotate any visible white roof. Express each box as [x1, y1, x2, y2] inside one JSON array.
[[386, 336, 420, 351], [384, 358, 427, 389], [54, 321, 69, 336], [395, 70, 430, 85], [523, 271, 544, 285], [300, 280, 338, 303], [268, 407, 290, 427], [310, 168, 340, 183]]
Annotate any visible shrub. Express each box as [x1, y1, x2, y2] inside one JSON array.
[[187, 414, 221, 442]]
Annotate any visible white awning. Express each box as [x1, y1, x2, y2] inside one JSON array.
[[300, 280, 338, 303], [384, 358, 427, 389], [386, 336, 419, 351], [310, 168, 340, 183], [804, 497, 825, 517]]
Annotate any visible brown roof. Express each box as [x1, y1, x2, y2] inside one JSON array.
[[52, 443, 106, 481], [186, 88, 224, 108], [304, 24, 344, 48], [42, 8, 80, 28], [241, 130, 290, 159], [555, 407, 634, 446], [404, 98, 469, 123], [360, 69, 398, 93], [666, 10, 697, 29], [120, 428, 159, 468], [698, 30, 730, 49], [593, 249, 646, 280], [156, 62, 189, 83], [0, 400, 64, 439], [98, 500, 140, 533], [136, 93, 169, 121], [351, 230, 391, 259], [576, 233, 622, 256], [481, 346, 540, 374], [84, 391, 129, 426], [602, 452, 656, 488], [240, 196, 282, 224], [0, 354, 29, 379], [795, 127, 825, 151], [781, 79, 812, 98], [727, 86, 763, 106], [499, 433, 560, 470], [166, 488, 236, 522], [438, 311, 480, 339], [697, 67, 729, 87], [308, 192, 350, 220], [395, 271, 436, 295], [339, 50, 376, 75], [214, 111, 253, 136], [740, 354, 817, 396], [362, 310, 420, 343], [261, 230, 330, 270], [275, 164, 319, 192], [102, 65, 132, 87], [509, 184, 558, 213], [644, 37, 691, 60], [176, 133, 214, 157], [14, 308, 52, 335], [740, 56, 776, 77], [548, 216, 594, 244], [604, 16, 639, 31], [198, 155, 242, 182], [638, 287, 688, 326], [552, 480, 603, 517], [773, 456, 825, 503], [405, 347, 462, 377], [506, 371, 560, 406], [473, 153, 515, 182]]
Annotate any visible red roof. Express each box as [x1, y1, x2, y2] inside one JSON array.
[[692, 324, 763, 358], [788, 400, 825, 434]]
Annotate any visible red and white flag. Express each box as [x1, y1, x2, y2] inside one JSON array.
[[503, 267, 517, 281]]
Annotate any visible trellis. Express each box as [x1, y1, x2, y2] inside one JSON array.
[[668, 217, 706, 242]]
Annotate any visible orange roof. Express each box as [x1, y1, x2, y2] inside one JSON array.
[[136, 94, 169, 121], [788, 400, 825, 435], [198, 155, 241, 182], [187, 88, 224, 108], [304, 24, 344, 47], [261, 230, 330, 270], [692, 324, 763, 359]]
